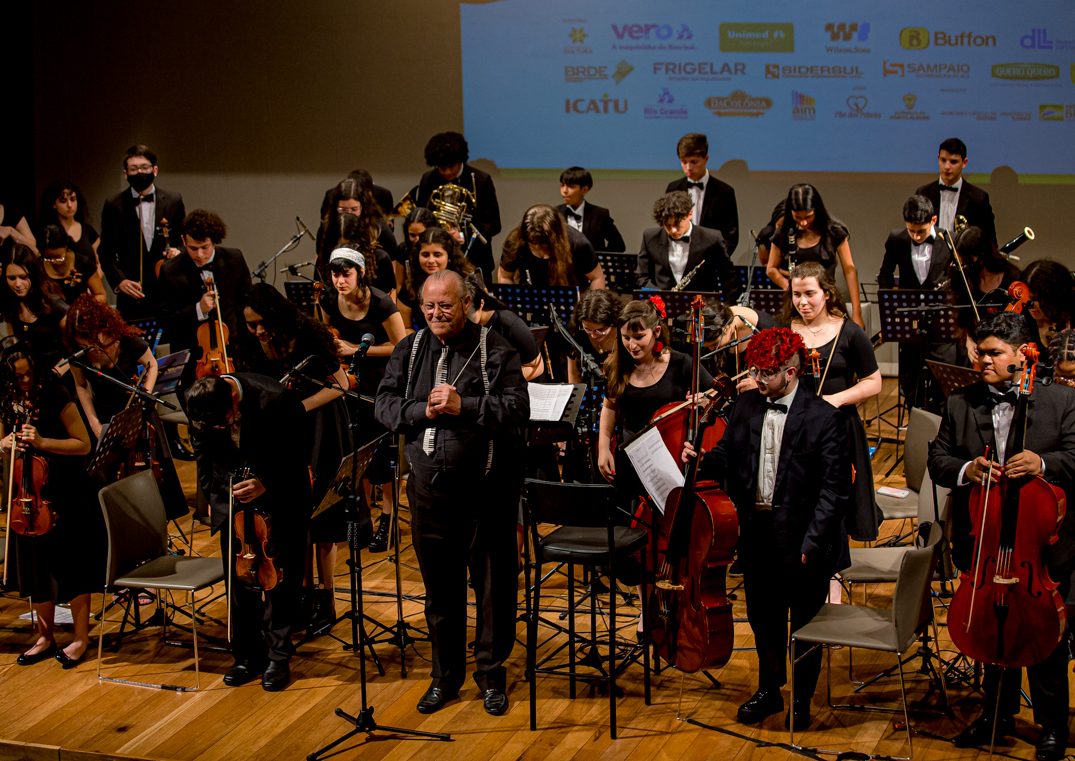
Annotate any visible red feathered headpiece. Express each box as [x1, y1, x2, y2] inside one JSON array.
[[648, 295, 667, 319], [745, 327, 806, 372]]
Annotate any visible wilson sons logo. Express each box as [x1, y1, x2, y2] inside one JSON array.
[[766, 63, 863, 79], [824, 21, 871, 53], [611, 23, 696, 51], [565, 93, 629, 115], [883, 60, 970, 79], [704, 90, 773, 117], [653, 61, 746, 81]]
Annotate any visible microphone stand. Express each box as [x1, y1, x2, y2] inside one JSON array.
[[547, 305, 603, 483], [253, 229, 306, 282], [738, 228, 760, 307]]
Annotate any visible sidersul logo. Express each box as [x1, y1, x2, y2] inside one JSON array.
[[565, 94, 629, 114], [612, 23, 693, 41]]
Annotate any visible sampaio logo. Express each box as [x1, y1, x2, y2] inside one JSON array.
[[883, 60, 970, 79]]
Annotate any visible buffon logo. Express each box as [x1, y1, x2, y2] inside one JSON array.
[[900, 28, 929, 49], [611, 23, 693, 41], [901, 27, 996, 49], [564, 94, 629, 115], [719, 23, 794, 53], [825, 22, 869, 42]]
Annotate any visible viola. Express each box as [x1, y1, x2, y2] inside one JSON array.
[[6, 405, 57, 537], [948, 345, 1067, 667], [194, 274, 235, 378], [153, 218, 172, 279], [232, 467, 282, 591], [1003, 280, 1032, 315]]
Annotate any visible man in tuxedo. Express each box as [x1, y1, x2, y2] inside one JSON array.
[[556, 166, 625, 253], [187, 373, 311, 691], [159, 209, 252, 365], [665, 132, 739, 255], [928, 312, 1075, 761], [99, 144, 186, 319], [914, 137, 996, 244], [414, 131, 501, 282], [636, 191, 739, 303], [685, 328, 849, 729]]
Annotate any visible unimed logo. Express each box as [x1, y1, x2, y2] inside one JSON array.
[[900, 27, 929, 49], [720, 23, 794, 53]]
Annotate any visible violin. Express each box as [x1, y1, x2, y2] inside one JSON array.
[[809, 347, 821, 380], [153, 218, 172, 279], [194, 274, 235, 378], [6, 403, 58, 537], [947, 345, 1067, 667], [231, 467, 282, 591]]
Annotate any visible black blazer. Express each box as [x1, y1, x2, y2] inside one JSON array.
[[99, 187, 186, 306], [158, 246, 252, 354], [415, 164, 502, 277], [636, 224, 739, 303], [877, 228, 952, 289], [914, 179, 996, 244], [666, 174, 739, 255], [556, 202, 626, 253], [699, 387, 850, 571], [928, 381, 1075, 573]]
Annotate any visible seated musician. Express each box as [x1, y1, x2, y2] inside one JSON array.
[[63, 294, 157, 442], [465, 271, 544, 381], [684, 327, 850, 730], [0, 342, 99, 669], [1021, 259, 1074, 369], [635, 191, 737, 303], [186, 373, 311, 691], [705, 300, 775, 381], [928, 312, 1075, 761], [496, 204, 605, 290]]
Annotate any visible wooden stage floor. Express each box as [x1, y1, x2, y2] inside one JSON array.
[[0, 380, 1063, 760]]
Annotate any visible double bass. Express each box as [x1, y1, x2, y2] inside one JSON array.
[[947, 345, 1067, 667]]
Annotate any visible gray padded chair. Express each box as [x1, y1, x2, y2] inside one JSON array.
[[790, 545, 939, 759], [97, 470, 225, 690], [876, 408, 942, 541]]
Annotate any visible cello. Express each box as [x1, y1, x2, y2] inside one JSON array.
[[642, 296, 739, 673], [947, 344, 1067, 667]]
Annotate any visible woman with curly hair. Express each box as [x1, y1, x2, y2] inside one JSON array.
[[397, 227, 474, 331], [63, 293, 157, 440], [316, 178, 395, 297], [395, 206, 438, 292], [2, 241, 69, 372], [496, 204, 605, 289], [240, 283, 351, 635]]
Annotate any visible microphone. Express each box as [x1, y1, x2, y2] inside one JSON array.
[[739, 315, 760, 334], [296, 217, 316, 242], [280, 355, 315, 385], [280, 260, 315, 273], [354, 333, 376, 358]]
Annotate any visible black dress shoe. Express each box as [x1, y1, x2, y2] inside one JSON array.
[[16, 643, 57, 666], [1036, 726, 1068, 761], [954, 713, 1015, 748], [785, 699, 812, 730], [223, 661, 265, 687], [262, 660, 291, 691], [737, 689, 784, 724], [417, 686, 458, 714], [55, 648, 85, 670], [482, 688, 508, 716]]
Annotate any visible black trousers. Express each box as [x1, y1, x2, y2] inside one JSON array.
[[741, 514, 831, 700], [407, 467, 520, 692]]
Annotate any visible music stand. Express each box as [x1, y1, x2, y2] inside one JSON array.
[[631, 289, 718, 320], [128, 317, 165, 354], [284, 280, 318, 315], [746, 289, 785, 317], [527, 383, 587, 447], [87, 406, 142, 481], [154, 349, 191, 397], [734, 264, 772, 293], [491, 284, 578, 326], [927, 360, 979, 397], [596, 251, 638, 293]]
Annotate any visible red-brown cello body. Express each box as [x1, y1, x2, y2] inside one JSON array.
[[947, 345, 1067, 668]]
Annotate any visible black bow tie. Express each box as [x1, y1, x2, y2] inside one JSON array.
[[765, 401, 788, 415], [939, 184, 958, 193], [686, 180, 704, 189], [676, 235, 690, 244], [137, 193, 155, 203], [566, 210, 582, 222], [987, 389, 1018, 408]]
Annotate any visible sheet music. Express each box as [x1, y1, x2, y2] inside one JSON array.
[[623, 426, 685, 515], [528, 383, 574, 422]]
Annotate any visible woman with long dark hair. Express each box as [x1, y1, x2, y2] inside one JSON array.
[[1022, 259, 1074, 363], [397, 227, 474, 332], [1, 241, 68, 372], [316, 178, 395, 297], [395, 206, 438, 292], [38, 180, 102, 275], [496, 204, 605, 289]]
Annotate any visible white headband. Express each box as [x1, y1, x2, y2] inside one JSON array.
[[329, 248, 366, 270]]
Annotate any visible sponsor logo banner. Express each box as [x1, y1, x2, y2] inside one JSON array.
[[766, 63, 862, 79], [611, 22, 696, 51], [835, 94, 881, 119], [564, 94, 629, 115], [652, 61, 746, 81], [883, 60, 970, 79], [824, 21, 871, 53], [704, 90, 773, 117], [791, 90, 816, 121], [991, 63, 1060, 81], [720, 23, 794, 53], [644, 88, 689, 120], [890, 93, 930, 121]]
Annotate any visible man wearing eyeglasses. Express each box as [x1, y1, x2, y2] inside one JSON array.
[[100, 144, 186, 319], [375, 269, 528, 717], [684, 327, 849, 730]]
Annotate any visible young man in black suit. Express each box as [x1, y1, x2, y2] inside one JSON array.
[[187, 373, 312, 691], [928, 312, 1075, 761], [556, 166, 625, 253], [665, 132, 739, 255], [914, 137, 996, 244], [414, 131, 502, 282], [158, 209, 252, 363], [685, 327, 850, 729], [99, 144, 186, 318], [636, 191, 739, 303]]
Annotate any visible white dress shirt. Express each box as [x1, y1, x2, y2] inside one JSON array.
[[667, 222, 693, 284], [911, 226, 936, 285], [937, 177, 962, 234], [756, 382, 799, 505]]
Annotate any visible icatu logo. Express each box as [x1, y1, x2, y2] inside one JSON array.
[[565, 94, 629, 114]]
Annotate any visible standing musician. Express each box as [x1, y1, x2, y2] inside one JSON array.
[[556, 166, 626, 253], [928, 313, 1075, 761], [397, 227, 475, 333], [496, 204, 606, 290], [684, 327, 850, 730], [375, 270, 528, 716], [316, 178, 396, 299], [781, 262, 882, 542], [566, 288, 623, 385], [317, 169, 398, 261], [186, 373, 311, 691], [40, 225, 107, 306], [240, 283, 351, 635], [947, 226, 1022, 367], [1, 242, 69, 373], [64, 294, 157, 443], [319, 247, 407, 554], [1, 343, 100, 669], [158, 209, 251, 366], [99, 144, 185, 319], [395, 207, 438, 294], [705, 301, 774, 382], [665, 132, 739, 255], [914, 137, 997, 245], [465, 272, 544, 382]]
